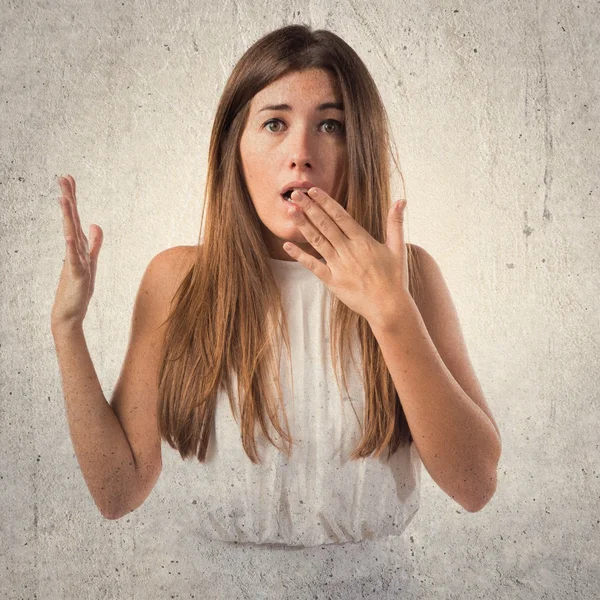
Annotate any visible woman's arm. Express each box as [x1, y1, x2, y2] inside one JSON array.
[[368, 245, 502, 513]]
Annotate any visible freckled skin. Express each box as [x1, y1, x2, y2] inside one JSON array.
[[239, 68, 347, 261]]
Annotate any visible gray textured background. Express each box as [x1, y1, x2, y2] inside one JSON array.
[[1, 0, 599, 598]]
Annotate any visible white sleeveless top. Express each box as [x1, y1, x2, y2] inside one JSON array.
[[194, 257, 422, 547]]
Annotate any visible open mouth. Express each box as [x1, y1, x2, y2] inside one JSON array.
[[281, 188, 311, 202]]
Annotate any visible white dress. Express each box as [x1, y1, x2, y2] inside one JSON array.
[[193, 256, 422, 549]]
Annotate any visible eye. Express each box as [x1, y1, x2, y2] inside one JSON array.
[[264, 119, 284, 133], [262, 118, 345, 135], [321, 120, 344, 135]]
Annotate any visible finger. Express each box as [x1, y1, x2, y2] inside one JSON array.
[[59, 174, 75, 202], [70, 197, 88, 251], [66, 174, 76, 203], [88, 226, 96, 284], [59, 176, 73, 201], [386, 199, 407, 253], [60, 178, 87, 252], [290, 191, 338, 258], [304, 187, 361, 240], [282, 240, 327, 278], [60, 197, 78, 244], [58, 177, 77, 239], [60, 196, 87, 262], [89, 224, 103, 260], [65, 236, 83, 269]]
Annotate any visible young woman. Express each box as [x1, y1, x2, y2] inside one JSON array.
[[51, 21, 501, 578]]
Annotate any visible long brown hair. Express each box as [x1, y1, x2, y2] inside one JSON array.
[[157, 24, 421, 465]]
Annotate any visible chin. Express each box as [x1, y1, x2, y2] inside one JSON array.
[[287, 233, 310, 245]]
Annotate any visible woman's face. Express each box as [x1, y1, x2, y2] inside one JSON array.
[[239, 68, 347, 261]]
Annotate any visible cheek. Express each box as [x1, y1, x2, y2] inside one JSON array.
[[243, 143, 268, 170], [240, 149, 273, 201], [241, 153, 262, 186]]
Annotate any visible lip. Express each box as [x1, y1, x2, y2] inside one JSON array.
[[280, 180, 317, 195]]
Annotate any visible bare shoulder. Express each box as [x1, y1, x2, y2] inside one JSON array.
[[149, 245, 197, 299], [406, 242, 451, 317], [154, 244, 197, 273]]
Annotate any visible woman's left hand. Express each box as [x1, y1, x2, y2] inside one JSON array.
[[283, 187, 411, 328]]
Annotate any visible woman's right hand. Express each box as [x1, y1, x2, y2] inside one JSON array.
[[51, 174, 103, 332]]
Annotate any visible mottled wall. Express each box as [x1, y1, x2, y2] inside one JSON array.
[[1, 0, 598, 598]]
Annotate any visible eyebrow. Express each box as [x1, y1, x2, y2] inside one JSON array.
[[258, 101, 344, 113]]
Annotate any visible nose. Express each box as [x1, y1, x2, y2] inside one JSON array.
[[286, 126, 313, 169]]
